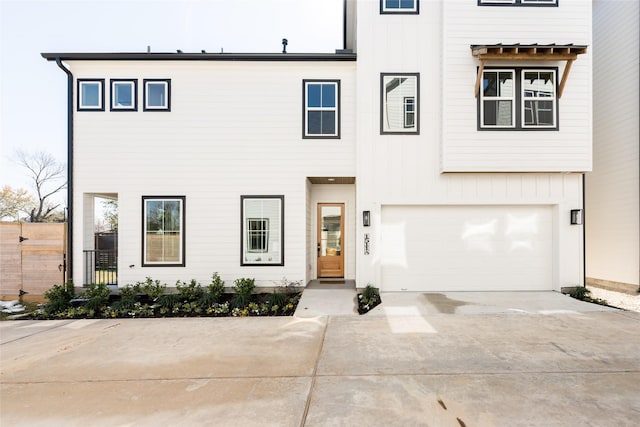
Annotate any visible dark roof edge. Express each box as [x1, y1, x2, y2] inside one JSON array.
[[41, 52, 357, 62]]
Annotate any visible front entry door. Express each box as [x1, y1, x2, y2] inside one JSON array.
[[317, 203, 345, 278]]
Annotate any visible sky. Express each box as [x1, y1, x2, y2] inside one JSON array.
[[0, 0, 343, 206]]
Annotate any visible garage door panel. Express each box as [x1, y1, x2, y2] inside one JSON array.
[[381, 205, 553, 291]]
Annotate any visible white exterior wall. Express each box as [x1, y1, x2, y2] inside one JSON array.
[[355, 0, 588, 291], [442, 0, 592, 172], [587, 0, 639, 287], [70, 60, 356, 287]]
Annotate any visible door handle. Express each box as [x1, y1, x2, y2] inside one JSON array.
[[317, 243, 320, 257]]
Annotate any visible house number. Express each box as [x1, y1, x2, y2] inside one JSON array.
[[364, 233, 370, 255]]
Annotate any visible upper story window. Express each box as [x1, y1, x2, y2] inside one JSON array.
[[303, 80, 340, 139], [479, 68, 557, 130], [77, 79, 105, 111], [144, 79, 171, 111], [110, 79, 137, 111], [478, 0, 558, 6], [142, 196, 185, 267], [381, 73, 419, 134], [381, 0, 419, 14]]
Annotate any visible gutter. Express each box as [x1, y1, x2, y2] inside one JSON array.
[[55, 57, 73, 285]]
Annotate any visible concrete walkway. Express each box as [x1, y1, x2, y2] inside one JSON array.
[[1, 292, 639, 426]]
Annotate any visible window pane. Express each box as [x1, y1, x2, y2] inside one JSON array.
[[498, 72, 514, 96], [483, 100, 512, 126], [114, 83, 132, 107], [307, 84, 321, 107], [147, 83, 166, 106], [321, 84, 336, 108], [524, 100, 554, 126], [483, 72, 498, 97], [385, 0, 400, 8], [399, 0, 414, 9], [321, 111, 336, 134], [82, 83, 100, 106], [523, 72, 554, 97], [308, 111, 322, 134]]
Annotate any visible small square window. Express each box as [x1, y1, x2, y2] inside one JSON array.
[[381, 73, 419, 134], [110, 79, 137, 111], [303, 80, 340, 139], [381, 0, 418, 13], [143, 79, 171, 111], [77, 79, 105, 111]]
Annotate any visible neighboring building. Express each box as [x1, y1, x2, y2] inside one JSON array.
[[587, 0, 639, 292], [43, 0, 591, 292]]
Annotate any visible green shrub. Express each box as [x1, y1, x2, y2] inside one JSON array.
[[176, 279, 203, 302], [569, 286, 590, 300], [112, 284, 141, 312], [43, 281, 75, 314], [232, 277, 255, 308], [141, 277, 166, 300], [200, 273, 225, 306], [81, 283, 111, 312]]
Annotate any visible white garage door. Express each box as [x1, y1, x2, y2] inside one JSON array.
[[380, 205, 553, 291]]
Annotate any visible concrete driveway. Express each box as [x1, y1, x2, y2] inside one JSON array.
[[1, 292, 639, 426]]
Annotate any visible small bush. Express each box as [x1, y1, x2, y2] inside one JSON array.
[[112, 284, 141, 312], [176, 279, 203, 302], [200, 272, 225, 306], [43, 281, 75, 314], [232, 277, 255, 308], [141, 277, 166, 300], [358, 284, 381, 314], [81, 283, 111, 312]]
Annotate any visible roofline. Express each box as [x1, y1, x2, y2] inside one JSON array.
[[41, 52, 357, 62]]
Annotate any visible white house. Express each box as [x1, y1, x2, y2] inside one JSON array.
[[43, 0, 591, 293], [586, 0, 639, 293]]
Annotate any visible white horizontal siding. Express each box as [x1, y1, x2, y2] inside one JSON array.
[[442, 0, 592, 172], [70, 60, 356, 287]]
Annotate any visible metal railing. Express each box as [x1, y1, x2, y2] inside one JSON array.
[[83, 249, 117, 286]]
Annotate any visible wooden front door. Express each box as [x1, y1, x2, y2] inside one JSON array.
[[317, 203, 345, 278]]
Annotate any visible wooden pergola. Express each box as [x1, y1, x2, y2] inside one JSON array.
[[471, 43, 588, 98]]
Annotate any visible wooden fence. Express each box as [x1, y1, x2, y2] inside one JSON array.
[[0, 222, 66, 298]]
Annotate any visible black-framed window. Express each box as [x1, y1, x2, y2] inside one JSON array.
[[479, 67, 558, 130], [381, 73, 419, 134], [77, 79, 105, 111], [478, 0, 558, 6], [381, 0, 419, 14], [303, 80, 340, 138], [142, 196, 185, 266], [143, 79, 171, 111], [241, 196, 284, 266], [110, 79, 137, 111]]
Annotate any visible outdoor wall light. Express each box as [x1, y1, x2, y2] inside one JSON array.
[[363, 210, 371, 227], [570, 209, 583, 225]]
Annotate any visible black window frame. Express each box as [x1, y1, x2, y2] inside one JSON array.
[[141, 195, 186, 267], [477, 66, 559, 131], [77, 78, 105, 112], [143, 79, 171, 112], [240, 195, 285, 267], [302, 79, 341, 139], [380, 0, 419, 14], [380, 72, 420, 135], [110, 79, 138, 112], [478, 0, 558, 7]]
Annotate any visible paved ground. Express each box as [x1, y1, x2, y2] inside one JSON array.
[[1, 292, 640, 426]]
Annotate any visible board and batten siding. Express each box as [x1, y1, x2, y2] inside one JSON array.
[[442, 0, 592, 172], [586, 0, 639, 287], [70, 60, 356, 287]]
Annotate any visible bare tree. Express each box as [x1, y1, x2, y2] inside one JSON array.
[[14, 150, 67, 222]]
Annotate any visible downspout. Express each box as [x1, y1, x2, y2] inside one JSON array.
[[55, 58, 73, 285]]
